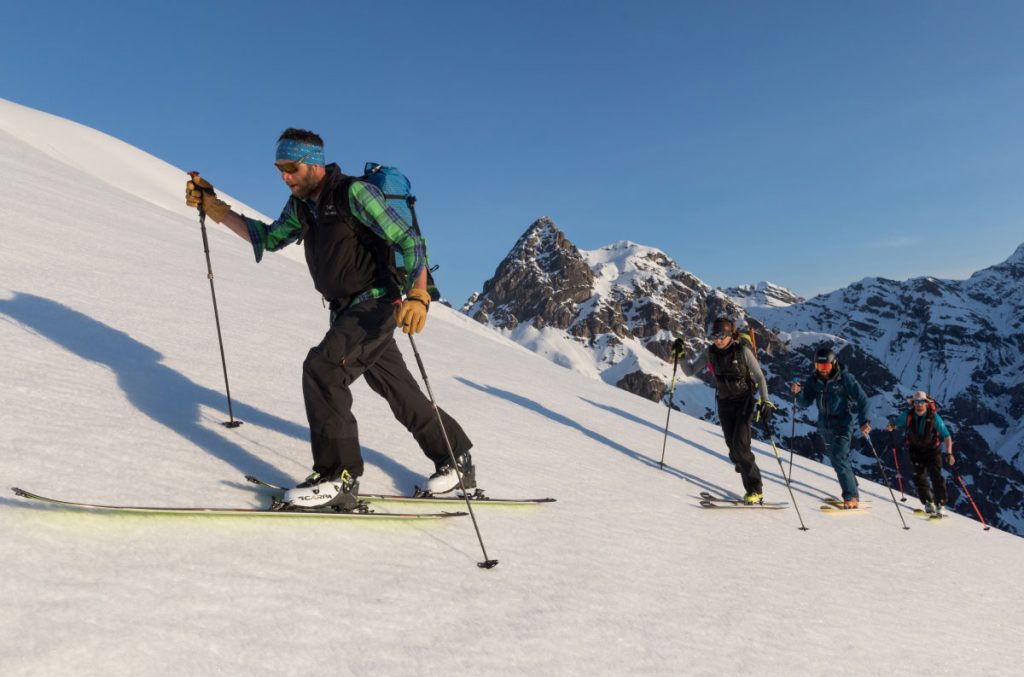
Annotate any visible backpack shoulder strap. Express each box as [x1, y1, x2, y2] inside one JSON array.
[[838, 370, 855, 414]]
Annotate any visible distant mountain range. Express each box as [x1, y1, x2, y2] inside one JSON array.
[[462, 217, 1024, 534]]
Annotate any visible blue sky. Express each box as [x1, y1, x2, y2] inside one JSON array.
[[3, 1, 1023, 305]]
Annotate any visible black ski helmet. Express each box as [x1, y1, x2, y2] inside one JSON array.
[[711, 316, 736, 335], [814, 347, 837, 365]]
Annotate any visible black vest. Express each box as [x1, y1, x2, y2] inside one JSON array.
[[906, 411, 939, 451], [708, 341, 752, 400], [297, 164, 400, 307]]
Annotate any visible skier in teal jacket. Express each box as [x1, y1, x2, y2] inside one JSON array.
[[791, 347, 871, 508], [887, 390, 954, 515]]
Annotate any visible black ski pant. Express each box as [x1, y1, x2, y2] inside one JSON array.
[[301, 298, 472, 480], [717, 392, 762, 494], [909, 445, 946, 505]]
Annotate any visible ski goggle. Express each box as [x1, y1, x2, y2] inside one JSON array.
[[274, 152, 313, 174], [913, 399, 929, 405], [708, 331, 731, 340], [814, 362, 834, 371]]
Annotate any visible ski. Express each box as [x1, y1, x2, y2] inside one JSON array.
[[821, 497, 872, 508], [243, 475, 556, 505], [913, 509, 944, 521], [820, 504, 871, 513], [10, 487, 465, 520], [698, 492, 788, 509], [699, 500, 788, 510]]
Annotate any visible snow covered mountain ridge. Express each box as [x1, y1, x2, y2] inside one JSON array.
[[723, 281, 805, 309]]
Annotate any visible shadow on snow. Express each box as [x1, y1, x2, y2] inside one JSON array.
[[0, 292, 423, 491]]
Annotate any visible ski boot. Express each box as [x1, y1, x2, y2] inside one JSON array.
[[282, 470, 360, 511], [742, 491, 764, 505], [426, 452, 476, 495]]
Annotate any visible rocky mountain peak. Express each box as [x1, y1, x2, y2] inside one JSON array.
[[1006, 242, 1024, 266], [463, 218, 785, 401], [724, 281, 805, 309], [463, 217, 594, 331]]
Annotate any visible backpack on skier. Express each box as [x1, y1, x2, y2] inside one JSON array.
[[903, 395, 941, 449], [361, 163, 440, 301]]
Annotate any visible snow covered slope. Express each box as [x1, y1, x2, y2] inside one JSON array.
[[1, 99, 1021, 676]]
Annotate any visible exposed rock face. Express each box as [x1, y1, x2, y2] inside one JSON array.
[[464, 218, 593, 331], [463, 220, 1024, 536], [460, 216, 778, 399]]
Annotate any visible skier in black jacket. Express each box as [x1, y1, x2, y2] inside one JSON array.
[[185, 129, 474, 510], [674, 317, 774, 504]]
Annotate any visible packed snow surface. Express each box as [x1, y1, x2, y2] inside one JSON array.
[[1, 98, 1020, 675]]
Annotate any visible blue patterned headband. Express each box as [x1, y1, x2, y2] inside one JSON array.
[[275, 139, 325, 166]]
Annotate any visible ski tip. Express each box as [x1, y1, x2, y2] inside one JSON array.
[[11, 487, 26, 497], [243, 475, 259, 484]]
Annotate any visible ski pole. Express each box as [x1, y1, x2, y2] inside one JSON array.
[[188, 172, 241, 429], [955, 473, 990, 531], [787, 384, 796, 480], [862, 433, 909, 530], [658, 353, 680, 469], [889, 430, 906, 501], [759, 416, 808, 531], [407, 334, 498, 569]]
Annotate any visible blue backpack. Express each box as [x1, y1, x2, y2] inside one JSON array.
[[362, 163, 417, 230], [360, 162, 438, 299]]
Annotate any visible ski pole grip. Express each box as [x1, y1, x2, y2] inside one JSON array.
[[187, 171, 207, 218]]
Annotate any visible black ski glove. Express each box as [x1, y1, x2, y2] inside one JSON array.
[[670, 338, 685, 360], [755, 400, 776, 424]]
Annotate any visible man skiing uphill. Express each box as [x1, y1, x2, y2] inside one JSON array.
[[673, 317, 774, 504], [790, 348, 871, 509], [887, 391, 954, 515], [184, 129, 474, 510]]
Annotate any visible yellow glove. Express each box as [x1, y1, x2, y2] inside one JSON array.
[[185, 173, 232, 223], [395, 288, 430, 334]]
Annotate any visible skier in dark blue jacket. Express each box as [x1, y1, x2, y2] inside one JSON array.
[[790, 347, 871, 508]]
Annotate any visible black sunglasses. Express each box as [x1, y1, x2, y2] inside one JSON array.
[[274, 152, 312, 174]]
